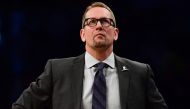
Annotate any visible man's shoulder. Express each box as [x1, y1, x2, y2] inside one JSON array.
[[47, 53, 85, 65], [115, 55, 151, 76], [50, 56, 77, 63], [115, 55, 148, 69]]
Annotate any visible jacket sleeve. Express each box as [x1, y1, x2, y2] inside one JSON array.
[[12, 60, 53, 109], [146, 64, 168, 109]]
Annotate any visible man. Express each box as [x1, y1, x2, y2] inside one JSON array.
[[12, 2, 168, 109]]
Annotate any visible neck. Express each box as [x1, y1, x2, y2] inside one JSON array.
[[86, 45, 113, 61]]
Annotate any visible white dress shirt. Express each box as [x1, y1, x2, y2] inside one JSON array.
[[82, 52, 121, 109]]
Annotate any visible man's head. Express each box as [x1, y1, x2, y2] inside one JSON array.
[[81, 2, 116, 28], [80, 2, 119, 53]]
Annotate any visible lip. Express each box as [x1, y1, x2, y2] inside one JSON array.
[[95, 33, 105, 37]]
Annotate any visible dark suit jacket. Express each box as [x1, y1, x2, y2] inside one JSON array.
[[12, 54, 168, 109]]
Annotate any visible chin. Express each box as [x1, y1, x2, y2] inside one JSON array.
[[94, 43, 111, 49]]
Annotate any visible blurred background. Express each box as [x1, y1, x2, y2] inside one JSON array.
[[0, 0, 189, 109]]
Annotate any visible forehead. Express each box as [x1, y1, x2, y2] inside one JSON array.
[[85, 7, 111, 18]]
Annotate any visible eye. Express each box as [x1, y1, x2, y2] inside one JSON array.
[[100, 18, 111, 26], [89, 19, 97, 24], [101, 18, 110, 24]]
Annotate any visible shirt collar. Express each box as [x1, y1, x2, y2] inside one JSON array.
[[85, 51, 115, 69]]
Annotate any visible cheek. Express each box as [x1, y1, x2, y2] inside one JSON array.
[[107, 31, 115, 39], [84, 30, 94, 41]]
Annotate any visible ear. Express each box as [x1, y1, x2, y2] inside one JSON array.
[[80, 29, 86, 42], [114, 28, 119, 41]]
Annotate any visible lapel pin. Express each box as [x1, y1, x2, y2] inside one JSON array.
[[121, 66, 128, 71]]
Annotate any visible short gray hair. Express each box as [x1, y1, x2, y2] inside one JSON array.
[[82, 2, 116, 28]]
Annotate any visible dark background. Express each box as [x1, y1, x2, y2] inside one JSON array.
[[0, 0, 189, 109]]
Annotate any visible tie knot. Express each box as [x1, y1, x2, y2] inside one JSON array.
[[94, 62, 108, 70]]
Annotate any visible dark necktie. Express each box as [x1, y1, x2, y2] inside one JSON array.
[[92, 62, 108, 109]]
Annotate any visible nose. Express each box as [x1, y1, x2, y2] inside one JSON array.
[[97, 20, 103, 26], [96, 21, 103, 29]]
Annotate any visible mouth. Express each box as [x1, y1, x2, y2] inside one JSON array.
[[95, 33, 105, 37]]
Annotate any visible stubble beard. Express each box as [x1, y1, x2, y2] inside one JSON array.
[[93, 38, 111, 50]]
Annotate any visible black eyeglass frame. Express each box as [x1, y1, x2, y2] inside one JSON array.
[[83, 18, 116, 28]]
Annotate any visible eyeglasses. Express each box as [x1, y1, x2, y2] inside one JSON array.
[[83, 18, 115, 28]]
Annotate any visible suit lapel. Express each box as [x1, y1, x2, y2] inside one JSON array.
[[71, 54, 85, 109], [115, 55, 131, 109]]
